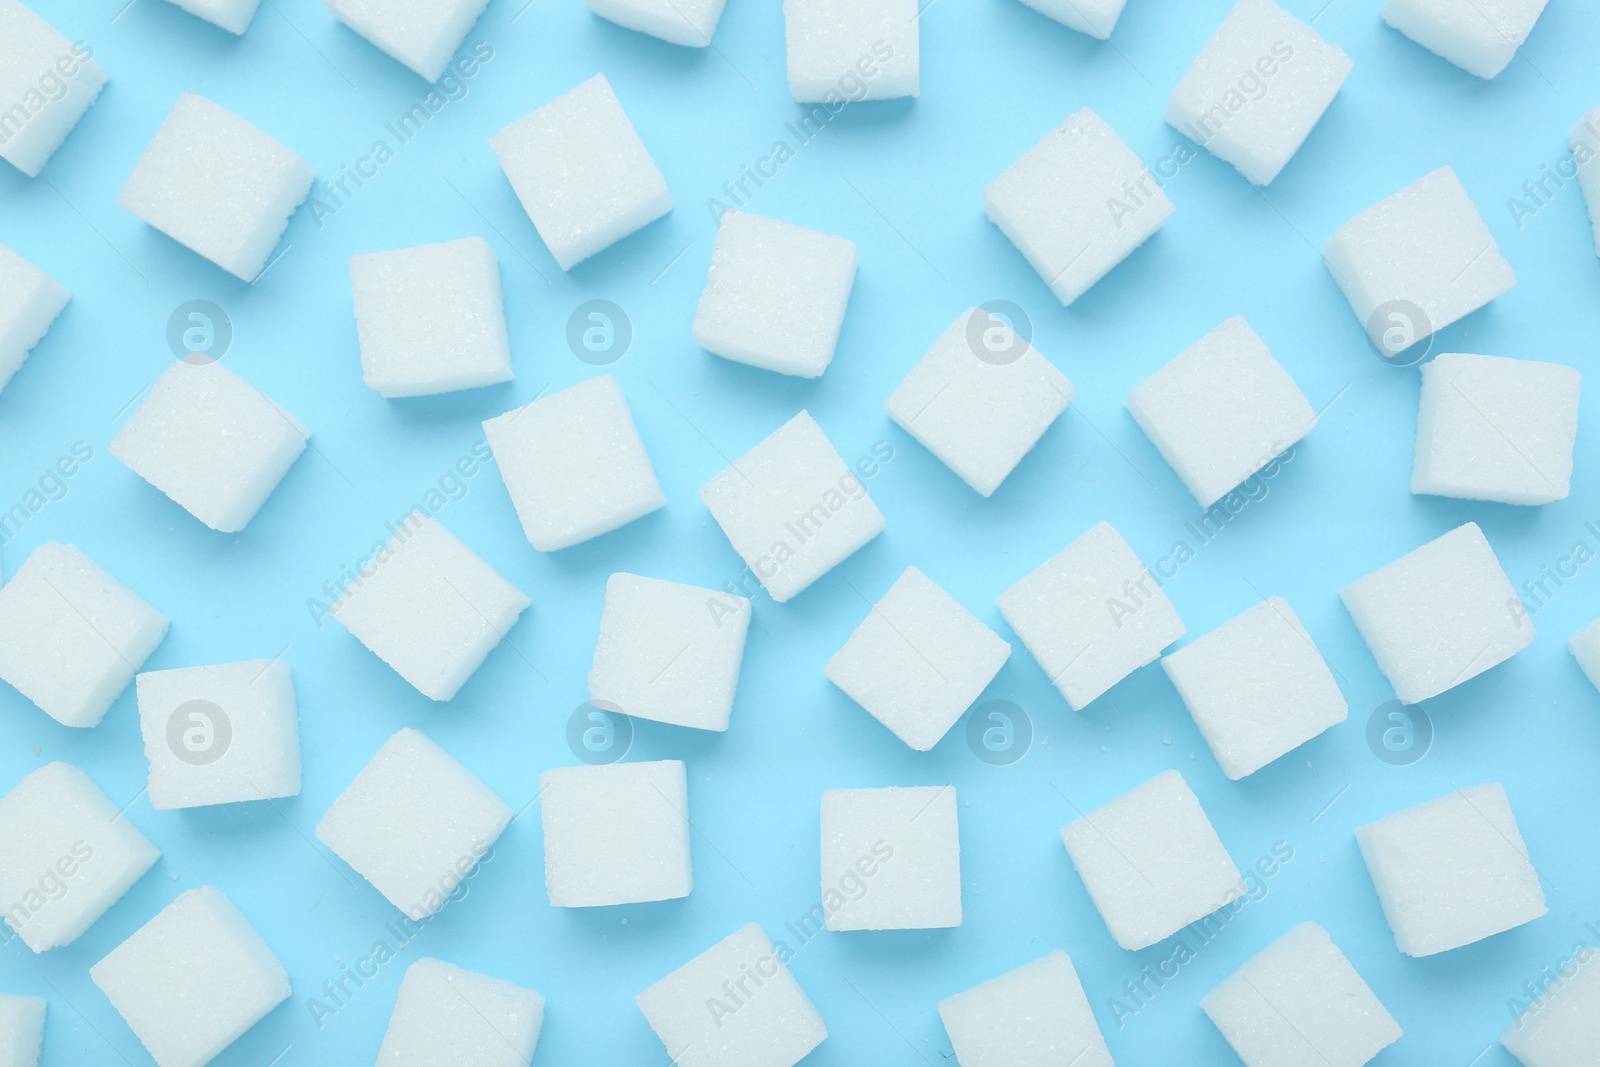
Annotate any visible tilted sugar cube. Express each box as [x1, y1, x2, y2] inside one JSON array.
[[0, 242, 69, 395], [160, 0, 260, 34], [491, 74, 672, 270], [886, 308, 1074, 497], [1569, 618, 1600, 693], [0, 993, 45, 1067], [316, 728, 512, 919], [937, 951, 1113, 1067], [377, 958, 544, 1067], [0, 762, 160, 952], [0, 542, 168, 728], [1012, 0, 1124, 39], [820, 785, 960, 930], [349, 237, 514, 398], [91, 887, 290, 1067], [325, 0, 489, 80], [0, 0, 107, 177], [783, 0, 917, 102], [540, 760, 692, 907], [586, 0, 727, 46], [1357, 783, 1546, 956], [1381, 0, 1548, 79], [1060, 769, 1241, 950], [1412, 352, 1580, 506], [1340, 522, 1531, 704], [1502, 949, 1600, 1067], [118, 94, 313, 282], [1572, 109, 1600, 256]]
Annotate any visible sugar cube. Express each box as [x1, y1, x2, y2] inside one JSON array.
[[110, 361, 310, 533], [491, 74, 672, 270], [377, 958, 544, 1067], [316, 728, 512, 919], [1381, 0, 1548, 79], [91, 887, 290, 1067], [1340, 522, 1531, 704], [820, 785, 959, 930], [700, 411, 885, 603], [0, 242, 69, 395], [824, 567, 1010, 751], [886, 308, 1074, 496], [1060, 769, 1241, 950], [0, 0, 107, 177], [636, 923, 827, 1067], [325, 0, 489, 80], [1569, 618, 1600, 693], [589, 573, 750, 732], [118, 93, 313, 282], [329, 515, 530, 701], [937, 951, 1112, 1067], [1412, 352, 1580, 506], [586, 0, 727, 46], [1502, 949, 1600, 1067], [0, 993, 45, 1067], [483, 375, 665, 552], [985, 108, 1172, 306], [783, 0, 918, 102], [161, 0, 260, 33], [1201, 922, 1402, 1067], [134, 659, 300, 810], [349, 237, 514, 398], [540, 760, 692, 907], [998, 522, 1184, 711], [1357, 783, 1546, 956], [0, 762, 160, 952], [1573, 109, 1600, 256], [0, 542, 168, 728], [1012, 0, 1124, 38]]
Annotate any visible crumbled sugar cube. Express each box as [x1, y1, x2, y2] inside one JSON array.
[[324, 0, 489, 80], [349, 237, 514, 398], [1012, 0, 1124, 38], [1572, 109, 1600, 256], [1060, 769, 1241, 950], [134, 660, 301, 811], [1340, 522, 1531, 704], [1324, 167, 1515, 353], [539, 760, 692, 908], [586, 0, 727, 46], [1569, 618, 1600, 692], [589, 573, 750, 732], [160, 0, 260, 33], [985, 108, 1172, 306], [90, 887, 290, 1067], [1202, 922, 1402, 1067], [700, 411, 886, 603], [483, 375, 665, 552], [782, 0, 918, 102], [376, 958, 544, 1067], [1412, 352, 1580, 506], [0, 993, 45, 1067], [1127, 316, 1316, 507], [824, 567, 1010, 751], [110, 361, 309, 534], [329, 515, 530, 701], [491, 74, 672, 270], [0, 242, 70, 395], [997, 522, 1184, 711], [886, 308, 1074, 497], [636, 923, 828, 1067], [0, 1, 107, 177], [820, 785, 960, 930], [117, 93, 313, 282], [1381, 0, 1548, 79], [1502, 948, 1600, 1067], [1356, 783, 1546, 956], [691, 211, 858, 379], [316, 728, 512, 919], [1161, 597, 1347, 780], [0, 542, 169, 728], [937, 950, 1112, 1067], [0, 762, 160, 952], [1166, 0, 1352, 185]]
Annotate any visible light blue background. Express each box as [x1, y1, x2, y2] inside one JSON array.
[[2, 0, 1599, 1063]]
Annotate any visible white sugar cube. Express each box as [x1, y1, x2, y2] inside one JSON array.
[[589, 573, 750, 732], [1382, 0, 1548, 79], [1412, 352, 1580, 505], [0, 542, 168, 728], [986, 108, 1172, 306], [118, 93, 312, 282], [0, 762, 160, 952], [824, 567, 1010, 751], [349, 237, 514, 398], [587, 0, 726, 46], [637, 923, 827, 1067], [1167, 0, 1352, 185], [325, 0, 489, 80], [783, 0, 918, 102], [316, 728, 512, 919], [0, 994, 45, 1067], [700, 411, 885, 603], [161, 0, 260, 33], [377, 958, 543, 1067], [0, 243, 69, 395], [1127, 316, 1315, 507], [820, 785, 960, 930], [938, 951, 1112, 1067], [998, 522, 1184, 711], [90, 887, 289, 1067], [1570, 618, 1600, 692], [1325, 167, 1515, 354], [330, 515, 530, 701], [540, 760, 692, 908], [1357, 783, 1546, 956], [1340, 522, 1531, 704], [1202, 922, 1402, 1067], [1013, 0, 1124, 38], [1573, 109, 1600, 256], [0, 1, 107, 177], [886, 308, 1074, 496], [491, 74, 672, 270], [110, 361, 309, 534], [134, 660, 300, 810], [1060, 769, 1241, 950], [1502, 949, 1600, 1067]]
